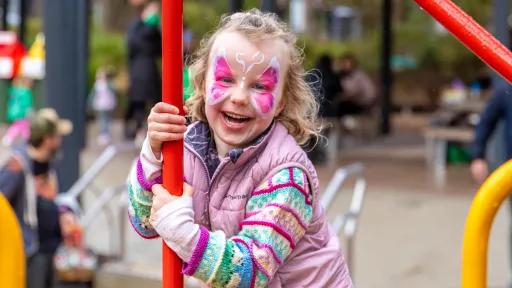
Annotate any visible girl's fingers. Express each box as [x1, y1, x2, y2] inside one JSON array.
[[148, 122, 187, 134], [183, 183, 194, 197], [183, 105, 190, 114], [149, 131, 184, 142], [149, 113, 187, 125], [152, 184, 166, 195], [152, 102, 180, 114]]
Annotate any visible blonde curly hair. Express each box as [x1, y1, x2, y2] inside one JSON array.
[[187, 9, 321, 145]]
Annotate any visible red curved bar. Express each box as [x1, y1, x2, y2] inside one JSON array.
[[415, 0, 512, 83], [161, 0, 184, 287]]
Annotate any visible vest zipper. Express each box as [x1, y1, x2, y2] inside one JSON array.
[[185, 144, 230, 229]]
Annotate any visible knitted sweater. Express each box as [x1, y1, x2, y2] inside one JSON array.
[[128, 157, 313, 287], [128, 121, 352, 287]]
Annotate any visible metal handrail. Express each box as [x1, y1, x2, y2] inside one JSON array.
[[65, 142, 136, 199], [320, 163, 366, 279], [81, 185, 126, 228], [320, 163, 364, 209], [79, 185, 127, 259], [56, 142, 135, 216], [57, 142, 137, 259]]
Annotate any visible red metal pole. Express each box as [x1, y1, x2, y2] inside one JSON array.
[[161, 0, 184, 287], [414, 0, 512, 84]]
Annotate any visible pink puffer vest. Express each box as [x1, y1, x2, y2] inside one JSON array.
[[184, 121, 353, 287]]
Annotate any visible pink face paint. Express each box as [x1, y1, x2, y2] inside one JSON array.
[[252, 91, 275, 115], [207, 55, 233, 106], [250, 57, 280, 116]]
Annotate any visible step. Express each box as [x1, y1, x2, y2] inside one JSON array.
[[94, 261, 202, 288]]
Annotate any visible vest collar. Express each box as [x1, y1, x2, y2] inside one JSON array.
[[185, 121, 277, 170]]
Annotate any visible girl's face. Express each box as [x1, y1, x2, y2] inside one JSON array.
[[205, 31, 289, 152]]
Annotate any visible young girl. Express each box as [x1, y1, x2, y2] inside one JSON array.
[[128, 10, 353, 287]]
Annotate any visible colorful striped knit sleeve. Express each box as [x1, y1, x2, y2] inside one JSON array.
[[183, 167, 313, 287], [126, 157, 163, 239]]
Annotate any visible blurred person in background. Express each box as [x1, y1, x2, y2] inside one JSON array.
[[6, 76, 34, 124], [307, 54, 343, 164], [2, 76, 34, 147], [0, 108, 78, 288], [316, 54, 343, 121], [470, 85, 512, 287], [89, 66, 118, 146], [124, 0, 162, 142], [337, 53, 377, 116], [470, 86, 512, 183]]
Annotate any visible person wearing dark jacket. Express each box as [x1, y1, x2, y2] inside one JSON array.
[[316, 54, 343, 118], [470, 86, 512, 182], [124, 0, 162, 140]]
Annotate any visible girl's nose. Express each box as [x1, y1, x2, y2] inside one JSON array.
[[229, 86, 250, 106]]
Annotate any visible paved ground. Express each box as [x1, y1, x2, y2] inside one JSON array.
[[2, 116, 511, 287]]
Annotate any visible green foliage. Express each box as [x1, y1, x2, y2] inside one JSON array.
[[184, 0, 223, 39], [301, 0, 492, 81], [89, 26, 126, 87], [243, 0, 261, 10], [300, 33, 380, 71], [26, 18, 43, 46], [20, 17, 126, 91], [392, 5, 488, 81]]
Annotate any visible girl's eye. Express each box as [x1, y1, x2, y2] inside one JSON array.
[[220, 77, 234, 84], [252, 83, 268, 90]]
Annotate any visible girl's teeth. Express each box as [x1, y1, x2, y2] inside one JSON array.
[[225, 112, 248, 120]]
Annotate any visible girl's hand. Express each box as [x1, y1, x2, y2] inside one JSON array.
[[150, 183, 193, 225], [147, 102, 188, 157]]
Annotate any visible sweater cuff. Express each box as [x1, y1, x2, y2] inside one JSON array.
[[182, 226, 210, 276], [136, 157, 163, 191], [140, 137, 163, 176]]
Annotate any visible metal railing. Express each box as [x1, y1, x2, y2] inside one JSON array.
[[58, 142, 137, 259], [66, 142, 136, 199], [320, 163, 366, 278]]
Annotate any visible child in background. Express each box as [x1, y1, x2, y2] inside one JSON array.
[[128, 10, 353, 287], [6, 76, 34, 123], [89, 67, 117, 146], [2, 76, 34, 146]]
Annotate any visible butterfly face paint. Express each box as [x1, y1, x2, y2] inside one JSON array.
[[249, 57, 280, 116], [235, 51, 265, 89], [207, 48, 281, 117], [207, 53, 233, 106]]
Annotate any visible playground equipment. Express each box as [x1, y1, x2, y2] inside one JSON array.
[[412, 1, 512, 287], [0, 193, 25, 288], [414, 0, 512, 84], [161, 0, 185, 287], [461, 161, 512, 287]]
